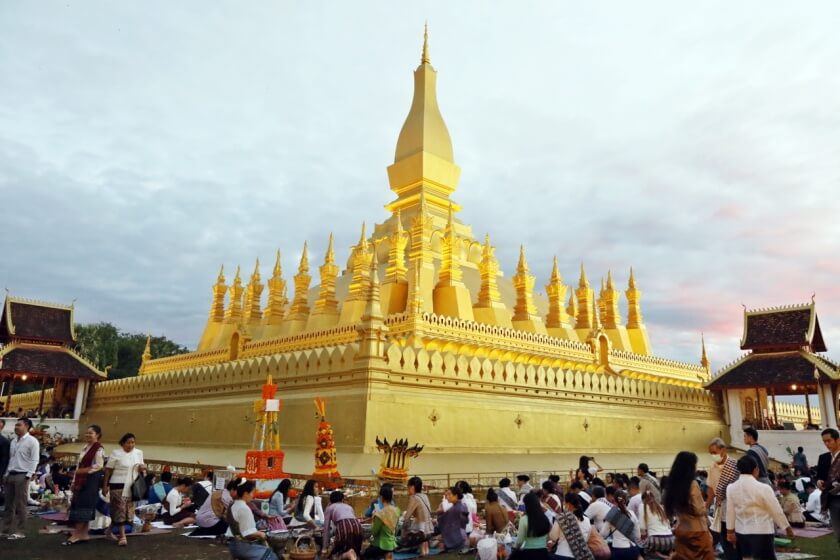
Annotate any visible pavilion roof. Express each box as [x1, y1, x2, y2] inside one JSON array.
[[0, 296, 76, 345], [705, 350, 838, 391], [740, 302, 826, 353], [0, 342, 106, 381]]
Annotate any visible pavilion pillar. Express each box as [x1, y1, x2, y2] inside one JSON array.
[[5, 376, 16, 413], [770, 388, 779, 428], [726, 389, 743, 445], [804, 387, 813, 427], [73, 379, 88, 420], [819, 383, 838, 428]]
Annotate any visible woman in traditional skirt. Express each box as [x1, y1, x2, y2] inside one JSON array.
[[62, 424, 106, 546], [664, 452, 715, 560], [323, 491, 363, 560], [638, 490, 675, 558], [103, 432, 146, 546]]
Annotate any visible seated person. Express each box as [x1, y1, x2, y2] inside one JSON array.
[[363, 485, 400, 560], [148, 471, 173, 505], [803, 482, 827, 524], [193, 478, 237, 536], [324, 491, 363, 560], [191, 471, 214, 509], [162, 476, 196, 528], [436, 486, 468, 552], [778, 482, 805, 528]]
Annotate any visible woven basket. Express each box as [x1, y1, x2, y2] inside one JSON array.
[[289, 535, 318, 560]]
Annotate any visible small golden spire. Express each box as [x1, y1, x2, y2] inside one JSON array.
[[628, 266, 636, 290], [550, 256, 561, 282], [217, 264, 225, 283], [299, 241, 309, 273], [701, 333, 710, 371], [579, 263, 589, 287], [517, 245, 529, 272], [325, 232, 335, 264], [421, 22, 430, 65], [233, 265, 241, 284], [273, 250, 282, 276], [251, 258, 260, 280], [606, 269, 614, 290], [395, 209, 404, 233]]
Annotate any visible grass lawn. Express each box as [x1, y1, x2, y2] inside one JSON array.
[[3, 514, 837, 560]]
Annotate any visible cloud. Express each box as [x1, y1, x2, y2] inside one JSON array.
[[0, 1, 838, 372]]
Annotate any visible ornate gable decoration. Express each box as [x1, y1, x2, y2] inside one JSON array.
[[740, 302, 825, 353]]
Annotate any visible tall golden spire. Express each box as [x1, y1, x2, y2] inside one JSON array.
[[567, 292, 578, 320], [224, 266, 244, 323], [313, 233, 339, 315], [288, 242, 311, 320], [263, 250, 288, 324], [626, 266, 643, 328], [601, 269, 621, 328], [385, 210, 408, 283], [476, 234, 503, 308], [209, 264, 227, 322], [243, 258, 263, 322], [362, 250, 383, 323], [437, 203, 462, 286], [545, 256, 571, 329], [512, 246, 540, 326], [575, 263, 594, 330], [701, 333, 710, 372], [346, 223, 373, 302], [386, 26, 461, 220], [139, 334, 152, 374]]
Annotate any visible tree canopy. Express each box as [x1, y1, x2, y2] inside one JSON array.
[[74, 322, 189, 379]]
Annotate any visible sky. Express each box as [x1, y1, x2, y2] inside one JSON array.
[[1, 1, 839, 372]]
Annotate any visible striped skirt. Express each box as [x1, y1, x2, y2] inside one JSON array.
[[332, 518, 364, 555], [644, 534, 676, 555]]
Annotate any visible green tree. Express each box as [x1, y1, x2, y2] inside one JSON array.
[[73, 322, 189, 379]]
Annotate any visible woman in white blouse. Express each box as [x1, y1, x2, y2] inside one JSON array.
[[103, 432, 146, 546], [293, 479, 324, 526], [227, 478, 279, 560], [163, 476, 197, 528]]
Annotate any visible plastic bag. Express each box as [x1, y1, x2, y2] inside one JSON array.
[[477, 537, 497, 560]]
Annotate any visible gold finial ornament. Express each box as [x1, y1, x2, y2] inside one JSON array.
[[422, 22, 430, 65], [263, 250, 288, 324], [224, 266, 244, 323], [243, 258, 264, 322], [701, 333, 710, 372], [511, 245, 546, 333], [574, 264, 594, 330], [545, 256, 570, 329], [312, 234, 340, 320]]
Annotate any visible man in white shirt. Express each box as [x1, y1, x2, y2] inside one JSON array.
[[584, 485, 613, 533], [627, 477, 643, 520], [726, 455, 794, 560], [1, 417, 40, 540], [803, 482, 827, 524]]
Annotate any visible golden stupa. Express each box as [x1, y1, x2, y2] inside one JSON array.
[[80, 28, 725, 474]]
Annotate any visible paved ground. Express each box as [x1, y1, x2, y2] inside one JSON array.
[[2, 512, 838, 560]]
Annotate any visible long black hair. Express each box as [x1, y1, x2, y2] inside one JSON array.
[[272, 479, 291, 500], [523, 492, 550, 537], [664, 451, 698, 518], [296, 479, 317, 514], [563, 492, 585, 521]]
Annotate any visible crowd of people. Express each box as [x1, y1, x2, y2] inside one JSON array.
[[1, 418, 840, 560]]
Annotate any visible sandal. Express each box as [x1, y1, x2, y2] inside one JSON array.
[[61, 539, 88, 546], [118, 538, 127, 546]]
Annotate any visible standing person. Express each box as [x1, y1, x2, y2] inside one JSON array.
[[498, 478, 518, 514], [63, 424, 105, 546], [363, 484, 400, 560], [0, 419, 10, 484], [664, 451, 715, 560], [102, 432, 146, 546], [601, 490, 640, 560], [577, 456, 602, 482], [638, 490, 674, 559], [511, 492, 550, 560], [791, 446, 808, 475], [516, 474, 533, 502], [627, 477, 643, 519], [0, 417, 39, 540], [816, 427, 840, 544], [162, 476, 196, 528], [569, 481, 591, 508], [323, 491, 363, 560], [707, 437, 739, 560], [225, 478, 278, 560], [402, 476, 434, 556], [743, 428, 771, 485], [637, 463, 662, 503], [725, 455, 793, 560], [548, 493, 593, 560], [484, 489, 509, 538], [457, 480, 478, 535], [436, 486, 469, 552], [583, 485, 613, 533], [541, 480, 563, 515]]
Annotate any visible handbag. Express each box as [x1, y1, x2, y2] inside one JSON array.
[[131, 474, 148, 501], [587, 528, 611, 560]]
